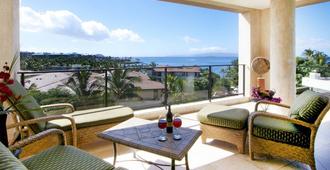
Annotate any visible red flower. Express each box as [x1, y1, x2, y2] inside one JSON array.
[[0, 95, 7, 102], [0, 83, 13, 97], [3, 73, 10, 81], [0, 71, 5, 79], [7, 79, 14, 84]]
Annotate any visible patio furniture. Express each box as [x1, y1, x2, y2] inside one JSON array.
[[0, 128, 125, 170], [98, 117, 201, 170], [5, 80, 133, 157], [197, 104, 249, 153], [249, 90, 330, 170]]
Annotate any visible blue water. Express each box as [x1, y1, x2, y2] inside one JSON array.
[[135, 56, 237, 67]]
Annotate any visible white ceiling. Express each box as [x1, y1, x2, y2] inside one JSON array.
[[214, 0, 270, 9], [208, 0, 328, 9], [162, 0, 329, 12]]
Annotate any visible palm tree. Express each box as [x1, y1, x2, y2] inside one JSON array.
[[65, 71, 102, 98], [167, 74, 185, 102], [314, 51, 327, 65], [108, 69, 140, 99], [303, 49, 328, 65], [303, 49, 314, 61]]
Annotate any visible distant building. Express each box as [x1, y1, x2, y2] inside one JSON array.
[[127, 71, 165, 100], [25, 72, 73, 92], [151, 67, 201, 81]]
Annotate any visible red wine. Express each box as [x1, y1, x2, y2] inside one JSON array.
[[166, 106, 173, 133], [173, 118, 182, 128], [158, 119, 167, 129]]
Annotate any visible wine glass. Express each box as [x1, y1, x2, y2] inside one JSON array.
[[158, 113, 167, 141], [173, 114, 182, 140]]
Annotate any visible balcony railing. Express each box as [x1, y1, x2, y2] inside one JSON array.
[[18, 64, 245, 110]]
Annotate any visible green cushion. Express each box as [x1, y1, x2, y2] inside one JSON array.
[[46, 106, 134, 131], [7, 80, 46, 133], [197, 104, 249, 130], [253, 115, 310, 148], [0, 142, 28, 170], [290, 90, 328, 123], [22, 145, 114, 170]]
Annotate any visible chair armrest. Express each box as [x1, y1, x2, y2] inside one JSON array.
[[8, 129, 66, 152], [41, 103, 75, 114], [6, 115, 77, 147], [114, 167, 129, 170], [249, 111, 316, 131], [255, 100, 290, 112]]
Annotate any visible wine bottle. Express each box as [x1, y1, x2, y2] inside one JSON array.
[[166, 105, 173, 133]]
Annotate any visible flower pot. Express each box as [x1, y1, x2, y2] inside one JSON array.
[[0, 111, 8, 147]]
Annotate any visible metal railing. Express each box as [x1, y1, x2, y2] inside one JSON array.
[[18, 64, 246, 110]]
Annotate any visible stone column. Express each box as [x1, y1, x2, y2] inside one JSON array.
[[238, 9, 270, 97], [270, 0, 295, 105], [0, 0, 20, 73]]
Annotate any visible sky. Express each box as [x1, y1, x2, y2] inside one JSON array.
[[20, 0, 330, 57]]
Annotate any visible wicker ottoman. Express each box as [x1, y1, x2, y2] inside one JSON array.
[[197, 104, 249, 153]]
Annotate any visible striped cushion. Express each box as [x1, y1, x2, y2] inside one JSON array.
[[7, 80, 46, 133], [253, 115, 310, 148], [22, 145, 114, 170], [290, 90, 328, 123], [0, 143, 28, 170], [197, 104, 249, 130]]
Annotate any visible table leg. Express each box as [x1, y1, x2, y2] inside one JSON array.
[[113, 142, 117, 166], [185, 153, 190, 170], [171, 159, 175, 170]]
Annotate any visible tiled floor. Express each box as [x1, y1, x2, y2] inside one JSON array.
[[81, 102, 319, 170]]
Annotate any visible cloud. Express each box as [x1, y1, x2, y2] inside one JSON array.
[[183, 36, 199, 44], [189, 46, 226, 53], [110, 29, 144, 42], [297, 38, 330, 55], [20, 6, 144, 42]]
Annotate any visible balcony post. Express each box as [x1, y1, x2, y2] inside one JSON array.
[[164, 67, 168, 107], [20, 73, 25, 87], [208, 66, 212, 102], [104, 70, 108, 107], [242, 65, 245, 96]]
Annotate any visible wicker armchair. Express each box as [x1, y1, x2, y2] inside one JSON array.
[[5, 80, 133, 158], [2, 122, 125, 170], [249, 91, 330, 170]]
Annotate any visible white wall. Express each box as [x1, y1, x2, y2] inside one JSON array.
[[0, 0, 20, 75]]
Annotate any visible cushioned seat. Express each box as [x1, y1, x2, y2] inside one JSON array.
[[6, 79, 135, 152], [22, 145, 114, 170], [289, 90, 328, 123], [197, 104, 249, 153], [253, 115, 311, 148], [46, 106, 133, 131], [197, 104, 249, 130], [249, 90, 330, 170], [0, 143, 27, 170]]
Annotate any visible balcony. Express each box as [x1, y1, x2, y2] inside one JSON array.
[[3, 64, 328, 170]]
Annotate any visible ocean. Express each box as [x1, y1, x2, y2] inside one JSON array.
[[136, 56, 237, 67]]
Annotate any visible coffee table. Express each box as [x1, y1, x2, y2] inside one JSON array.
[[97, 117, 201, 170]]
